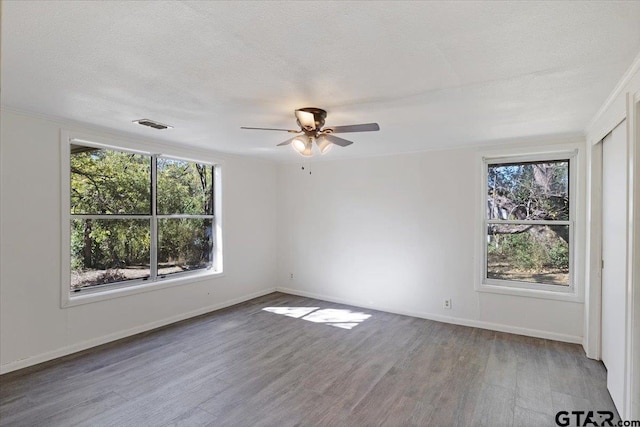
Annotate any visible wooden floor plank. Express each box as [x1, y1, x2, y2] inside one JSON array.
[[0, 292, 617, 426]]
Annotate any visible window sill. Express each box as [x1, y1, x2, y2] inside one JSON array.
[[62, 270, 225, 308], [476, 281, 584, 303]]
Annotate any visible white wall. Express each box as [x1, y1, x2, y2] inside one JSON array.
[[0, 108, 589, 375], [277, 144, 585, 342], [0, 109, 278, 373]]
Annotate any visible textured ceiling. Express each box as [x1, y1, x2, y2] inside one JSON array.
[[2, 1, 640, 161]]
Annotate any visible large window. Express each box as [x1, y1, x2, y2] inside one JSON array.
[[68, 142, 218, 294], [483, 154, 573, 291]]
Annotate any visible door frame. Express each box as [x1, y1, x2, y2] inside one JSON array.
[[586, 139, 603, 361], [629, 92, 639, 419], [584, 55, 640, 420], [585, 92, 639, 419]]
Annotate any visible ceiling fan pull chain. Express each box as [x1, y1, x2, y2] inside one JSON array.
[[301, 158, 311, 175]]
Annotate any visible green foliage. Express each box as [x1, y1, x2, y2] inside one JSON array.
[[486, 160, 570, 284], [71, 148, 151, 214], [71, 219, 150, 270], [158, 219, 212, 268], [548, 240, 569, 270], [487, 227, 569, 272], [488, 160, 569, 221], [157, 158, 213, 215], [503, 233, 541, 270], [70, 146, 214, 286]]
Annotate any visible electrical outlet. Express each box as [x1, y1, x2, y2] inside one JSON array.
[[444, 299, 452, 309], [290, 273, 294, 279]]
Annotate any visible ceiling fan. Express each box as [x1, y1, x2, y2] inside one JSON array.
[[241, 107, 380, 156]]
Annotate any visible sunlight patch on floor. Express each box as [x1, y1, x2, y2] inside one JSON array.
[[262, 307, 371, 330], [262, 306, 320, 318]]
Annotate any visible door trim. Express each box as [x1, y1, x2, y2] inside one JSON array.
[[627, 94, 640, 419]]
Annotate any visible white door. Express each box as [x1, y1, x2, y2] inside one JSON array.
[[601, 120, 627, 414]]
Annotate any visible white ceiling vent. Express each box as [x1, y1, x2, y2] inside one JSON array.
[[133, 119, 173, 130]]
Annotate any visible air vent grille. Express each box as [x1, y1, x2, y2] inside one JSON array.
[[133, 119, 172, 130]]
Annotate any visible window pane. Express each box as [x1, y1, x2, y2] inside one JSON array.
[[487, 160, 569, 221], [71, 145, 151, 214], [71, 219, 151, 290], [157, 158, 213, 215], [158, 218, 213, 276], [487, 224, 569, 286]]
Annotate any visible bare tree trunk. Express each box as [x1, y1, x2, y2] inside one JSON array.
[[549, 224, 569, 243], [533, 163, 552, 194], [83, 219, 92, 268], [196, 164, 211, 213]]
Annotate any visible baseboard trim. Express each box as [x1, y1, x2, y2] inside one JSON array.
[[276, 287, 583, 344], [0, 288, 277, 375]]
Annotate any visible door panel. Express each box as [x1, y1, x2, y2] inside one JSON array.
[[601, 120, 627, 414]]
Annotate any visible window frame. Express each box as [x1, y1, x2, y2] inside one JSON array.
[[61, 131, 224, 308], [477, 149, 581, 301]]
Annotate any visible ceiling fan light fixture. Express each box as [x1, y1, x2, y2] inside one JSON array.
[[292, 136, 307, 153], [316, 136, 333, 154], [302, 146, 313, 157], [292, 136, 313, 157]]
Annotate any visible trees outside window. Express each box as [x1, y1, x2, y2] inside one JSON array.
[[70, 144, 216, 291], [484, 157, 572, 289]]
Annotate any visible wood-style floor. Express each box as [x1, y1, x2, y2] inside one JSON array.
[[0, 292, 618, 427]]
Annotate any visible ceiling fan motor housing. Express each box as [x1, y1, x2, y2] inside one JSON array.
[[297, 107, 327, 133]]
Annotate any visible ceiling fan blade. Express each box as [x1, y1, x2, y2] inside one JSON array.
[[295, 110, 316, 130], [324, 134, 354, 147], [241, 127, 300, 133], [328, 123, 380, 133], [276, 135, 302, 146]]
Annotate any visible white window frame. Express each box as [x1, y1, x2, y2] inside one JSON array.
[[476, 147, 583, 302], [60, 130, 224, 308]]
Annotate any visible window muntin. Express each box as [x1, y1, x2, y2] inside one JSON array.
[[484, 158, 572, 289], [69, 144, 217, 293]]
